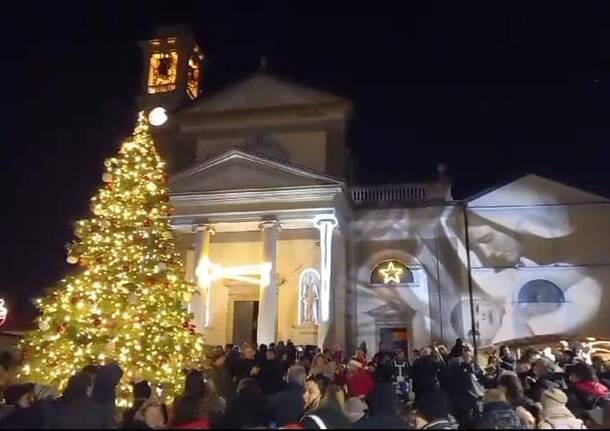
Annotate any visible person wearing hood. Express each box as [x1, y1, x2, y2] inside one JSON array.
[[528, 357, 567, 402], [301, 384, 351, 429], [566, 361, 610, 412], [538, 388, 586, 429], [91, 362, 123, 427], [474, 389, 522, 429], [50, 371, 111, 429], [355, 373, 405, 429], [266, 365, 306, 427]]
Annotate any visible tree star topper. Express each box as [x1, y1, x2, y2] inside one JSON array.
[[379, 261, 404, 284]]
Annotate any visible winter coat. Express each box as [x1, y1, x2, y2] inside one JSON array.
[[174, 418, 210, 429], [355, 382, 404, 429], [258, 359, 286, 395], [234, 358, 257, 383], [474, 401, 522, 429], [266, 383, 305, 427], [538, 405, 586, 429], [301, 405, 352, 429], [0, 405, 46, 429], [92, 363, 123, 427], [346, 370, 375, 398], [208, 365, 234, 400], [49, 396, 112, 429], [499, 354, 517, 372], [221, 390, 266, 429], [528, 372, 567, 402], [412, 356, 441, 397]]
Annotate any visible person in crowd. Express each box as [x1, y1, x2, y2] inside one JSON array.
[[345, 357, 375, 399], [308, 354, 327, 379], [412, 347, 441, 400], [357, 342, 368, 360], [448, 339, 464, 359], [0, 383, 43, 429], [221, 378, 266, 429], [171, 395, 209, 429], [130, 399, 168, 429], [355, 368, 405, 429], [225, 345, 241, 382], [566, 361, 610, 412], [301, 384, 351, 429], [0, 352, 17, 394], [184, 370, 226, 426], [538, 388, 586, 429], [499, 345, 517, 372], [528, 357, 567, 402], [497, 373, 536, 428], [256, 344, 268, 366], [122, 380, 152, 428], [354, 349, 367, 366], [591, 355, 610, 382], [235, 346, 258, 383], [413, 389, 457, 429], [286, 340, 297, 368], [344, 397, 368, 424], [446, 349, 483, 428], [303, 375, 330, 415], [474, 388, 522, 429], [258, 348, 286, 395], [50, 371, 111, 428], [91, 362, 124, 427], [266, 365, 307, 427], [391, 348, 411, 403], [372, 342, 394, 367], [207, 350, 234, 401]]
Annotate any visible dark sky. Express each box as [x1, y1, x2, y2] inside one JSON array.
[[3, 2, 610, 302]]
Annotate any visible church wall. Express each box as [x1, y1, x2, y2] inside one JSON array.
[[461, 202, 610, 348]]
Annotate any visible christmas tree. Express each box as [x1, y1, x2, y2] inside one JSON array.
[[19, 113, 203, 405]]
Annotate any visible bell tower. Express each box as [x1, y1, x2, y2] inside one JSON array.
[[138, 26, 204, 124]]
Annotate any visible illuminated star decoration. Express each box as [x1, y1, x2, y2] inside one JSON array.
[[379, 261, 404, 284]]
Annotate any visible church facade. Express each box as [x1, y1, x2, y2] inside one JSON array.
[[141, 28, 610, 356]]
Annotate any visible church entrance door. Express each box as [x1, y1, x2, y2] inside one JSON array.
[[232, 300, 259, 346], [379, 326, 409, 353]]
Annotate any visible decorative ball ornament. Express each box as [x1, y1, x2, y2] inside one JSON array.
[[66, 255, 78, 264], [143, 219, 151, 228], [127, 294, 139, 305], [100, 219, 111, 228], [155, 262, 167, 273], [146, 182, 157, 193], [162, 232, 173, 240], [123, 265, 131, 272], [78, 259, 87, 267], [182, 292, 191, 302], [57, 324, 67, 335], [102, 173, 113, 183], [105, 341, 116, 352], [39, 320, 50, 331], [93, 317, 102, 327]]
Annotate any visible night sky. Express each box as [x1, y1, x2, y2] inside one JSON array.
[[4, 2, 610, 305]]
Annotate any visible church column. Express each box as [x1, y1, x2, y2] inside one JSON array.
[[193, 224, 215, 331], [258, 220, 280, 345], [314, 215, 338, 348]]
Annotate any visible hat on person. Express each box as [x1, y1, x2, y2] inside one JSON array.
[[344, 397, 368, 422], [541, 388, 568, 410]]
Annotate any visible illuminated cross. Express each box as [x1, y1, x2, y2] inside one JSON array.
[[379, 261, 404, 284]]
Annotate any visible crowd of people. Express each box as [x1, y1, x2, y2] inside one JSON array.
[[1, 339, 610, 429]]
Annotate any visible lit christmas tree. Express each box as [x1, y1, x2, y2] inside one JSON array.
[[19, 113, 203, 404]]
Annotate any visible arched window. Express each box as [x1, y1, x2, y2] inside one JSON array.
[[516, 279, 565, 316], [370, 260, 414, 285], [517, 279, 564, 303]]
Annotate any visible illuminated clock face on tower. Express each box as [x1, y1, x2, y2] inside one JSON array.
[[148, 107, 168, 126]]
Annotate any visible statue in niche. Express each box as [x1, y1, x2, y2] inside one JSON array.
[[300, 270, 320, 325]]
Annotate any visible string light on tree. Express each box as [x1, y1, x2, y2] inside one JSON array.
[[19, 112, 203, 405]]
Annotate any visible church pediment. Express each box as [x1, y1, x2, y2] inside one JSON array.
[[366, 302, 415, 322], [184, 72, 349, 113], [170, 148, 342, 193], [468, 174, 608, 207]]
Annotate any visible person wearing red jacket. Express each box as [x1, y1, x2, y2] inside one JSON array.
[[346, 358, 375, 399]]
